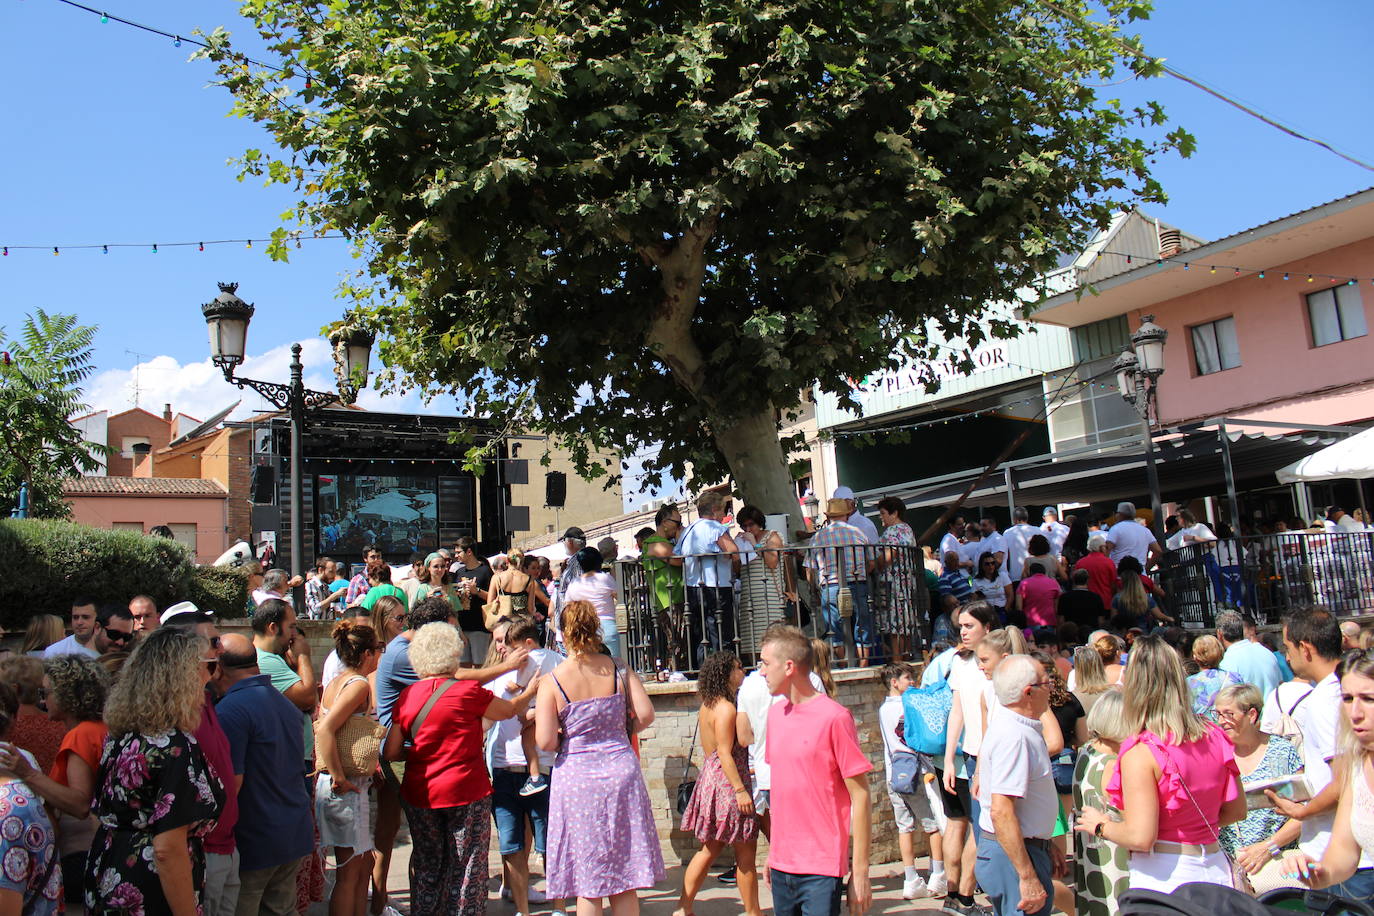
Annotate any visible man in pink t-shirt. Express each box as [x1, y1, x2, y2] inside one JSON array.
[[761, 626, 872, 916], [1016, 563, 1062, 628]]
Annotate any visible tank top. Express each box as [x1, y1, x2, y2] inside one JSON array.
[[1353, 758, 1374, 859]]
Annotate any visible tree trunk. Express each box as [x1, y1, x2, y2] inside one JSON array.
[[641, 212, 806, 539], [710, 407, 808, 540]]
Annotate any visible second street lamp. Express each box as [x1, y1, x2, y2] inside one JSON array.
[[1116, 315, 1168, 542], [202, 283, 374, 602]]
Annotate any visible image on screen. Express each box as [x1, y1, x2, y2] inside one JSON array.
[[317, 474, 439, 556]]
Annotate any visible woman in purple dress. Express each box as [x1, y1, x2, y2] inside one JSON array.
[[675, 651, 760, 916], [536, 601, 664, 915]]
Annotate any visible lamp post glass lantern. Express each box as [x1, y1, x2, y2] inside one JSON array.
[[1117, 315, 1168, 541], [200, 283, 372, 599]]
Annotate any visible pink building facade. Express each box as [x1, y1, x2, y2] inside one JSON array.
[[62, 477, 229, 565]]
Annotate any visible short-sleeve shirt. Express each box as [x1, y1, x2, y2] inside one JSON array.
[[1057, 589, 1106, 632], [640, 535, 685, 610], [1294, 671, 1343, 856], [806, 521, 872, 585], [1219, 640, 1284, 699], [958, 538, 988, 571], [360, 584, 408, 612], [256, 648, 313, 761], [765, 693, 871, 878], [195, 697, 240, 856], [948, 653, 987, 758], [452, 563, 493, 632], [939, 533, 963, 562], [1018, 575, 1063, 627], [42, 634, 98, 659], [0, 779, 60, 915], [970, 571, 1012, 608], [978, 705, 1058, 837], [1074, 552, 1119, 609], [215, 674, 314, 872], [675, 519, 735, 588], [51, 719, 106, 785], [1106, 519, 1156, 566], [374, 634, 418, 728], [486, 648, 565, 770], [563, 572, 620, 623], [396, 678, 495, 809], [937, 570, 973, 601], [1002, 524, 1040, 580]]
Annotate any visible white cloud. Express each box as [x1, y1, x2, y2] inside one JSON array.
[[84, 339, 437, 422]]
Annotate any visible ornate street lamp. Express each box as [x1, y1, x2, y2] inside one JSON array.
[[1117, 315, 1169, 542], [202, 283, 373, 601]]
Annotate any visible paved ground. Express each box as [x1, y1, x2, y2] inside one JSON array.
[[311, 824, 951, 915]]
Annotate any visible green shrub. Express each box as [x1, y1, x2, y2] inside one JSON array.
[[187, 566, 250, 619], [0, 519, 194, 628]]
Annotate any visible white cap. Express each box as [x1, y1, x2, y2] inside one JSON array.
[[832, 485, 856, 500], [160, 600, 200, 624]]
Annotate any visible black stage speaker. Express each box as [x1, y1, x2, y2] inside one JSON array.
[[250, 465, 276, 504], [544, 471, 566, 508]]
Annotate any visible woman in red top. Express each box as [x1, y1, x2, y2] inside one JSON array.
[[383, 623, 536, 916], [8, 654, 109, 907]]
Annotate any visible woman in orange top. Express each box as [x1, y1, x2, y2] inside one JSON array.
[[7, 654, 110, 907]]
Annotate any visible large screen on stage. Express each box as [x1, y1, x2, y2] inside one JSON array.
[[316, 474, 439, 556]]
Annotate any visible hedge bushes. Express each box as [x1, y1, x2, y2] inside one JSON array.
[[0, 519, 195, 627], [186, 565, 250, 619]]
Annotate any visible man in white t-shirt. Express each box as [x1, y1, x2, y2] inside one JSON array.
[[1104, 502, 1161, 569], [44, 597, 99, 658], [1040, 508, 1069, 557], [1001, 508, 1039, 584], [976, 656, 1059, 916], [977, 518, 1006, 570], [939, 517, 967, 570], [486, 617, 566, 916]]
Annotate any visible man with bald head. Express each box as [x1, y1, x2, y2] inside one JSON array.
[[129, 595, 159, 638], [214, 632, 313, 916]]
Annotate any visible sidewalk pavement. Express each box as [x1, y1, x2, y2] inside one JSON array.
[[311, 825, 953, 915]]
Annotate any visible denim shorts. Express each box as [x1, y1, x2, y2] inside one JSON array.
[[770, 869, 843, 916], [490, 769, 550, 855]]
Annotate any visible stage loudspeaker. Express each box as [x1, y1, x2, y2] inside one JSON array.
[[544, 471, 566, 508], [250, 466, 276, 504]]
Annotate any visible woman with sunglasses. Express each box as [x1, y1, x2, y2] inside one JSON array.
[[968, 552, 1013, 621]]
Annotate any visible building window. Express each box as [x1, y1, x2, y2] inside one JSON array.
[[167, 523, 198, 554], [119, 436, 151, 458], [1308, 285, 1368, 347], [1190, 317, 1241, 375], [1047, 357, 1138, 453]]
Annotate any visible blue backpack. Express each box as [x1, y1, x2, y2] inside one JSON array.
[[901, 680, 953, 756]]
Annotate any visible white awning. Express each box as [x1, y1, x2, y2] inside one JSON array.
[[1276, 427, 1374, 483]]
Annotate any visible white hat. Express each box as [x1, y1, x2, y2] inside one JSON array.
[[832, 485, 856, 500], [160, 600, 200, 624]]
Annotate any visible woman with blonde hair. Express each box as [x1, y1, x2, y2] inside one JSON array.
[[1075, 634, 1246, 892], [810, 637, 837, 697], [316, 621, 384, 916], [1186, 635, 1241, 722], [1093, 633, 1125, 686], [19, 615, 63, 658], [486, 548, 541, 623], [1072, 690, 1131, 916], [369, 594, 408, 649], [537, 600, 663, 916], [1069, 645, 1112, 715], [82, 627, 225, 914]]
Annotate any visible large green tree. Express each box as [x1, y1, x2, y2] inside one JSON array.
[[0, 311, 111, 519], [205, 0, 1189, 526]]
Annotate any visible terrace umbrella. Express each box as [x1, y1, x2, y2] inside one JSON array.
[[1276, 426, 1374, 520]]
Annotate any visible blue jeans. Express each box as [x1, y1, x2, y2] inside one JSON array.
[[491, 769, 549, 855], [975, 833, 1053, 916], [820, 582, 874, 649], [1329, 867, 1374, 903], [769, 870, 842, 916], [599, 617, 621, 659]]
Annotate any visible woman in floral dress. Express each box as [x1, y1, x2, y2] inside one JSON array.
[[877, 496, 919, 660], [1186, 635, 1242, 722], [85, 627, 225, 915]]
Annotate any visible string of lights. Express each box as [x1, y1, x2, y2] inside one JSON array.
[[50, 0, 285, 72], [1085, 247, 1371, 287], [2, 235, 346, 256]]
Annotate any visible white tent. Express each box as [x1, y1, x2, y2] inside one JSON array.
[[1275, 427, 1374, 483]]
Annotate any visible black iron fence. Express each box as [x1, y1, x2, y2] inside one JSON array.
[[1158, 530, 1374, 627], [607, 542, 929, 678]]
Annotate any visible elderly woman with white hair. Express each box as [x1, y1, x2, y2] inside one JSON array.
[[383, 624, 538, 916], [1072, 690, 1131, 916]]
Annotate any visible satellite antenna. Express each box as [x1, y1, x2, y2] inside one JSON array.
[[125, 349, 150, 408]]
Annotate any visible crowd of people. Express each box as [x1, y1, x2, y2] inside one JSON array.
[[4, 484, 1374, 916]]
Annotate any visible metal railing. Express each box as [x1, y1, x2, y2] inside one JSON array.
[[607, 542, 930, 678], [1158, 530, 1374, 627]]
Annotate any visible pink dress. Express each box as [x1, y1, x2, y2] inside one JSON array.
[[681, 745, 758, 844]]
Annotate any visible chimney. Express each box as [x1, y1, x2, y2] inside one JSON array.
[[163, 403, 173, 422]]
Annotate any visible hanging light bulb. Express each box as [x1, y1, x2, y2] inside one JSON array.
[[173, 35, 182, 47], [1283, 272, 1290, 280], [198, 242, 204, 251], [102, 245, 108, 254], [100, 12, 109, 23]]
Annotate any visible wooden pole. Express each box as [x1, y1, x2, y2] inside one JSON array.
[[916, 426, 1038, 547]]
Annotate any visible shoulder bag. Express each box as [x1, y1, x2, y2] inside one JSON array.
[[676, 712, 701, 817], [315, 675, 386, 779], [404, 678, 459, 742]]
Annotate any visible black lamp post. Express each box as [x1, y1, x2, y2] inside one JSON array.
[[1115, 314, 1169, 541], [202, 283, 373, 603]]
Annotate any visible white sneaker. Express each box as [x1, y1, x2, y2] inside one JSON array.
[[903, 875, 932, 900], [527, 889, 547, 904], [927, 873, 948, 897]]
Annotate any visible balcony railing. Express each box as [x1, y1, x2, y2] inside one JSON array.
[[1158, 530, 1374, 627], [607, 543, 929, 678]]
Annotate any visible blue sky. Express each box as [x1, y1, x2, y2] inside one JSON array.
[[2, 0, 1372, 505]]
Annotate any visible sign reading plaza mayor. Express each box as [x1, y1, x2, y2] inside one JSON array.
[[857, 343, 1010, 396]]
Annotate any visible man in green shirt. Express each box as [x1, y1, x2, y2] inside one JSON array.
[[252, 598, 318, 764], [641, 505, 686, 670]]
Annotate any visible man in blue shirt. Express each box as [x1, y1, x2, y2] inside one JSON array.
[[937, 552, 974, 603], [1216, 610, 1282, 697], [674, 490, 740, 668], [214, 633, 313, 916]]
